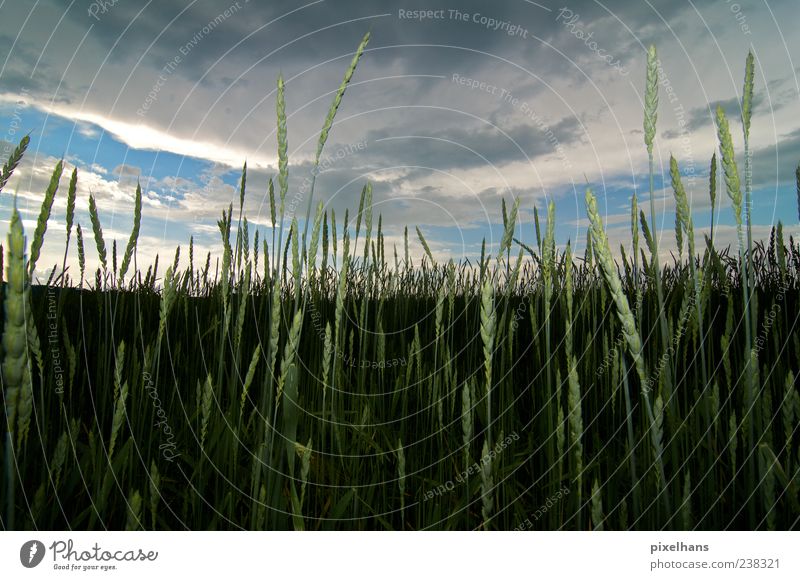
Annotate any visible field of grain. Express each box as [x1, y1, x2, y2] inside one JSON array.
[[2, 39, 799, 530]]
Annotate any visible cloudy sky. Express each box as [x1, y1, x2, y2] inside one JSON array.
[[0, 0, 798, 280]]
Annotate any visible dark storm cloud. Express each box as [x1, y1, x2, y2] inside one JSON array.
[[0, 32, 67, 96], [750, 127, 800, 188], [362, 115, 583, 170], [47, 0, 713, 83], [660, 91, 793, 139], [1, 0, 727, 166]]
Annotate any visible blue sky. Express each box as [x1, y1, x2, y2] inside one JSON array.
[[0, 0, 798, 281]]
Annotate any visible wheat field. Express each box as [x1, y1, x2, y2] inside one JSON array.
[[1, 37, 799, 531]]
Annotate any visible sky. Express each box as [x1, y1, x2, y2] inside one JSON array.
[[0, 0, 798, 281]]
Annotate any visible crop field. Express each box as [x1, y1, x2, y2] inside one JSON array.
[[1, 39, 799, 531]]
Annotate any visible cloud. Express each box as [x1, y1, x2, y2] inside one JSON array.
[[751, 127, 800, 188], [2, 0, 798, 264], [0, 92, 277, 168], [112, 163, 141, 177]]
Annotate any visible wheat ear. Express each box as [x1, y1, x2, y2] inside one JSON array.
[[29, 160, 63, 276]]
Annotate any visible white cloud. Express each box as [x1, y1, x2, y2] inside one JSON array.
[[0, 93, 277, 170]]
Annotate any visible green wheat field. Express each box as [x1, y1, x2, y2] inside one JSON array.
[[2, 36, 799, 531]]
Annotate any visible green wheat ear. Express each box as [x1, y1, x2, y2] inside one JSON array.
[[200, 374, 213, 450], [416, 226, 434, 263], [315, 31, 370, 165], [585, 188, 646, 384], [0, 135, 30, 193], [498, 197, 520, 259], [61, 167, 78, 282], [308, 201, 323, 270], [119, 181, 142, 281], [795, 162, 799, 222], [643, 45, 659, 156], [3, 206, 29, 436], [75, 223, 86, 283], [301, 32, 370, 247], [276, 74, 289, 212], [670, 156, 693, 251], [277, 307, 304, 405], [109, 379, 128, 458], [355, 183, 367, 244], [267, 177, 276, 229], [88, 195, 108, 271], [29, 160, 63, 276], [742, 50, 755, 140], [639, 210, 655, 259], [715, 106, 743, 238], [709, 152, 717, 215], [363, 182, 373, 260]]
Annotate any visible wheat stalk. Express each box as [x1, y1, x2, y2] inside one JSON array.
[[741, 51, 756, 332], [397, 439, 406, 528], [681, 470, 692, 530], [585, 187, 668, 503], [480, 439, 494, 529], [301, 32, 370, 246], [148, 461, 160, 529], [462, 380, 473, 472]]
